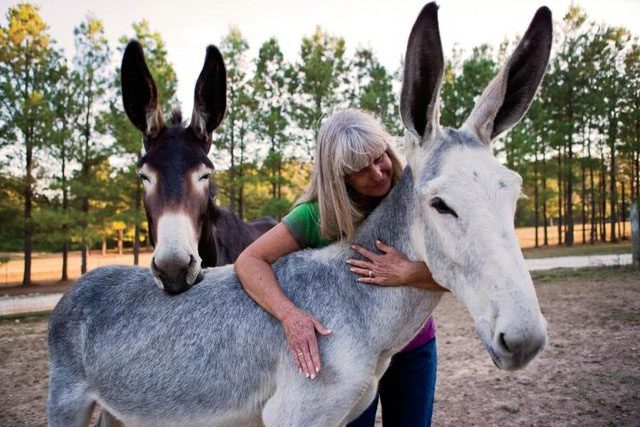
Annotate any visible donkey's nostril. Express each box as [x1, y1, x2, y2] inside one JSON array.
[[499, 333, 511, 353], [151, 258, 166, 277]]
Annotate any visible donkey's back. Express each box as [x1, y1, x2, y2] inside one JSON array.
[[48, 265, 284, 424], [47, 252, 372, 426]]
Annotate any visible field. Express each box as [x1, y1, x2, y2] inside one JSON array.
[[1, 266, 638, 425], [0, 223, 633, 288]]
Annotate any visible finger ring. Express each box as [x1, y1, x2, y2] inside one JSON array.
[[297, 352, 304, 356], [369, 270, 374, 278]]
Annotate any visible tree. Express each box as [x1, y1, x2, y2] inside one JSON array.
[[347, 47, 401, 134], [288, 26, 347, 160], [440, 44, 497, 129], [70, 16, 111, 274], [213, 27, 254, 217], [253, 38, 291, 205], [0, 3, 59, 285], [47, 57, 80, 280]]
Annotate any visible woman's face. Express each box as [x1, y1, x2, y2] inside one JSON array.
[[346, 151, 394, 198]]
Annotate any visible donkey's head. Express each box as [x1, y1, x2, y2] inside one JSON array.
[[403, 3, 552, 370], [121, 41, 226, 295]]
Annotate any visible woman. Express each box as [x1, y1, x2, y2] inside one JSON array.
[[235, 109, 447, 425]]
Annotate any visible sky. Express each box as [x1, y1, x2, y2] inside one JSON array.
[[2, 0, 639, 114]]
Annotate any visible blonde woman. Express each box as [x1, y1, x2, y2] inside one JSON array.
[[235, 109, 446, 425]]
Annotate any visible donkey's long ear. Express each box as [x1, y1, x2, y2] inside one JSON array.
[[190, 45, 226, 153], [400, 2, 444, 145], [121, 40, 165, 143], [463, 7, 552, 145]]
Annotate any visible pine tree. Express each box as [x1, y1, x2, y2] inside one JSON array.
[[0, 4, 60, 284]]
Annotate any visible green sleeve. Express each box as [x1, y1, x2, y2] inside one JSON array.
[[282, 202, 329, 249]]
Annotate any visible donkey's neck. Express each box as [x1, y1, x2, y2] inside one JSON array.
[[353, 167, 418, 258], [349, 167, 439, 353]]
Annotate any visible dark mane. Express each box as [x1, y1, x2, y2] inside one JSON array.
[[170, 108, 183, 126]]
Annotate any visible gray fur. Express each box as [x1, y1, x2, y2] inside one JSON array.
[[48, 171, 438, 426], [419, 129, 484, 184]]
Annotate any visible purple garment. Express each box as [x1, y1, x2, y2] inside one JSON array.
[[401, 316, 436, 352]]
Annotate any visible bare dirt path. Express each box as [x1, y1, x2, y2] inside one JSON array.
[[0, 267, 638, 426]]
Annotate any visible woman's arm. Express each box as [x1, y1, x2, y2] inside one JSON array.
[[235, 223, 332, 379], [347, 240, 449, 292]]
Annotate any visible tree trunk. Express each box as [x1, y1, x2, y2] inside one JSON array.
[[81, 237, 88, 274], [22, 127, 33, 286], [635, 149, 640, 203], [134, 153, 142, 266], [600, 152, 607, 242], [621, 180, 626, 239], [588, 143, 597, 244], [21, 47, 33, 287], [542, 146, 548, 246], [581, 160, 586, 244], [609, 114, 618, 242], [534, 139, 539, 248], [557, 150, 563, 245], [117, 229, 124, 255], [81, 192, 89, 274], [61, 141, 69, 281], [102, 238, 107, 255], [565, 141, 574, 246]]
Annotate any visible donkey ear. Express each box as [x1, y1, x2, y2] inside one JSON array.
[[121, 40, 165, 142], [400, 2, 444, 145], [190, 45, 227, 153], [463, 7, 552, 145]]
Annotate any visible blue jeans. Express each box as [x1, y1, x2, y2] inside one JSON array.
[[347, 338, 438, 427]]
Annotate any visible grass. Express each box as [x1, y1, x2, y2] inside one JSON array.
[[522, 241, 632, 259], [531, 265, 639, 283], [0, 310, 52, 322]]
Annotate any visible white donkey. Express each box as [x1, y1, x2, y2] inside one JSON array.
[[47, 3, 552, 426]]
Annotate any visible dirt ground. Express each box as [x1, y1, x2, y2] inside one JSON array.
[[2, 224, 631, 287], [1, 267, 638, 426]]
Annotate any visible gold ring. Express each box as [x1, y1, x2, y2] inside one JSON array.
[[369, 270, 373, 278]]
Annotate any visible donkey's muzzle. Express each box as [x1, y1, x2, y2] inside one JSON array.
[[151, 255, 201, 295]]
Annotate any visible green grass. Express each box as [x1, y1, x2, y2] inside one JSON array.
[[523, 241, 632, 259], [0, 310, 52, 322], [531, 265, 639, 283]]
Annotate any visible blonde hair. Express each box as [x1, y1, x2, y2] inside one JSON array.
[[297, 109, 403, 241]]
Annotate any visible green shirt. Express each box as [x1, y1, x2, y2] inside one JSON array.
[[282, 202, 331, 249]]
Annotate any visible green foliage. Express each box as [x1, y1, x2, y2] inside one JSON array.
[[288, 27, 347, 159], [0, 4, 639, 260], [347, 48, 402, 135], [440, 44, 497, 129]]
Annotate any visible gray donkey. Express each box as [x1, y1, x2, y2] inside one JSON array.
[[47, 3, 552, 426]]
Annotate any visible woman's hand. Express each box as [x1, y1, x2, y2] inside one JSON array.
[[348, 240, 448, 291], [279, 307, 332, 380]]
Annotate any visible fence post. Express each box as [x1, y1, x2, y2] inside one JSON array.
[[631, 202, 639, 269]]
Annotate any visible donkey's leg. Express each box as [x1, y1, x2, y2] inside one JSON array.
[[342, 378, 379, 425], [262, 371, 372, 427], [47, 375, 95, 427]]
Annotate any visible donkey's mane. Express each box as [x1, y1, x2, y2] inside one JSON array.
[[170, 108, 184, 126]]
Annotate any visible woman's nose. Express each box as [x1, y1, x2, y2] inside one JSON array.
[[370, 165, 383, 181]]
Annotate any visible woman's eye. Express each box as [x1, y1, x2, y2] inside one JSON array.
[[430, 197, 458, 218], [138, 173, 150, 182], [199, 173, 211, 181], [373, 154, 383, 164]]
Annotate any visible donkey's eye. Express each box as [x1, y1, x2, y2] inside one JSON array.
[[430, 197, 458, 218], [199, 173, 211, 181], [138, 173, 150, 183]]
